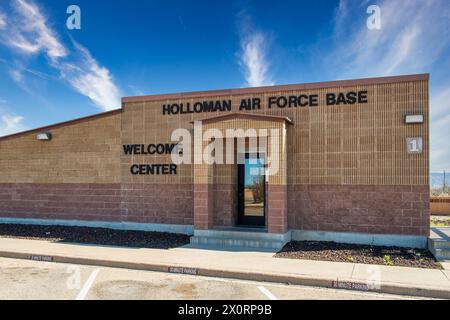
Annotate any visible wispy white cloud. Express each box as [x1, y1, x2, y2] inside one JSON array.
[[237, 13, 274, 87], [0, 12, 6, 29], [430, 87, 450, 171], [325, 0, 450, 171], [0, 0, 121, 111], [6, 64, 52, 99], [7, 0, 67, 59], [128, 85, 144, 96], [58, 42, 121, 111], [9, 68, 24, 85], [0, 113, 26, 137], [327, 0, 450, 78], [431, 87, 450, 122], [239, 32, 274, 87], [333, 0, 349, 37]]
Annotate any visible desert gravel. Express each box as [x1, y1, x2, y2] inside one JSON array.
[[0, 224, 190, 249], [276, 241, 442, 269]]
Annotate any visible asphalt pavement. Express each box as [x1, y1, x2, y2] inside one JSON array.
[[0, 257, 431, 300]]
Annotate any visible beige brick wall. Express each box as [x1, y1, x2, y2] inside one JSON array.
[[0, 113, 122, 184], [0, 78, 429, 188], [122, 79, 429, 186], [0, 75, 431, 235]]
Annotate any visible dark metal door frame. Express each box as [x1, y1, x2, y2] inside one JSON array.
[[237, 153, 266, 227]]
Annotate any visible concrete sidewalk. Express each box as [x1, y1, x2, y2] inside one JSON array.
[[0, 237, 449, 299]]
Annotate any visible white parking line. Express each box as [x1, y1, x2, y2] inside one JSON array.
[[76, 269, 100, 300], [257, 286, 278, 300]]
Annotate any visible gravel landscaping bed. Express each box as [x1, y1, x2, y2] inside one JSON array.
[[0, 224, 190, 249], [431, 216, 450, 227], [275, 241, 442, 269]]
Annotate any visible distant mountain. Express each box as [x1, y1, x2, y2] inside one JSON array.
[[431, 172, 449, 189]]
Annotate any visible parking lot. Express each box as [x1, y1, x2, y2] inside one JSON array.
[[0, 257, 430, 300]]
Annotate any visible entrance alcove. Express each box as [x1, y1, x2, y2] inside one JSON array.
[[192, 113, 292, 237]]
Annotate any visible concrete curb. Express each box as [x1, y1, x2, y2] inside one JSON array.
[[0, 249, 449, 299]]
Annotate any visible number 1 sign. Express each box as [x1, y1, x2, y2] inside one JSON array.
[[406, 137, 423, 154]]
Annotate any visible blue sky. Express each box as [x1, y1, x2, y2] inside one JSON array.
[[0, 0, 449, 171]]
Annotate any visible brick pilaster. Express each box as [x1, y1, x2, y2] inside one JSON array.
[[194, 183, 214, 230], [267, 184, 288, 233]]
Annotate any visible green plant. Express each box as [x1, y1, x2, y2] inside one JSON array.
[[414, 252, 425, 263], [431, 218, 450, 227], [383, 255, 394, 266], [347, 256, 354, 262]]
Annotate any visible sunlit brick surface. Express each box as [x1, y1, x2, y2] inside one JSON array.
[[0, 75, 430, 236]]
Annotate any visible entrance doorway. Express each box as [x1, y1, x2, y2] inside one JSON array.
[[237, 153, 266, 227]]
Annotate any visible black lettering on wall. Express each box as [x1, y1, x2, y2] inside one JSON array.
[[239, 99, 250, 111], [240, 98, 261, 111], [277, 96, 288, 108], [203, 101, 214, 112], [130, 164, 178, 175], [222, 100, 232, 111], [326, 91, 369, 106], [298, 95, 308, 107], [252, 98, 261, 109], [160, 91, 368, 113], [123, 144, 135, 155], [346, 92, 357, 104], [123, 144, 177, 155], [336, 93, 348, 105], [289, 96, 298, 108], [268, 97, 277, 109], [194, 102, 203, 113], [162, 104, 171, 115], [358, 91, 368, 103], [326, 93, 336, 105], [310, 94, 319, 106]]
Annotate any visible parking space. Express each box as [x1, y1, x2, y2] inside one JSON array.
[[0, 257, 430, 300], [0, 257, 94, 300]]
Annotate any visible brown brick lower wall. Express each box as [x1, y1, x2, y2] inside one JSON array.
[[0, 183, 431, 237], [288, 185, 430, 237], [193, 183, 214, 229], [0, 183, 123, 221], [267, 184, 288, 233], [213, 184, 237, 227], [121, 183, 193, 225], [0, 183, 193, 225]]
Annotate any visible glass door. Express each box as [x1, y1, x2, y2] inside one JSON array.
[[237, 153, 265, 227]]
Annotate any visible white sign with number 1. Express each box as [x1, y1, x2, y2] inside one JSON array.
[[406, 137, 423, 154]]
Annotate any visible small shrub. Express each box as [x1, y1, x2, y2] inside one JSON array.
[[383, 255, 394, 266], [431, 217, 450, 227]]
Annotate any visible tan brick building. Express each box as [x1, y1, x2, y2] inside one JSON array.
[[0, 74, 430, 249]]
